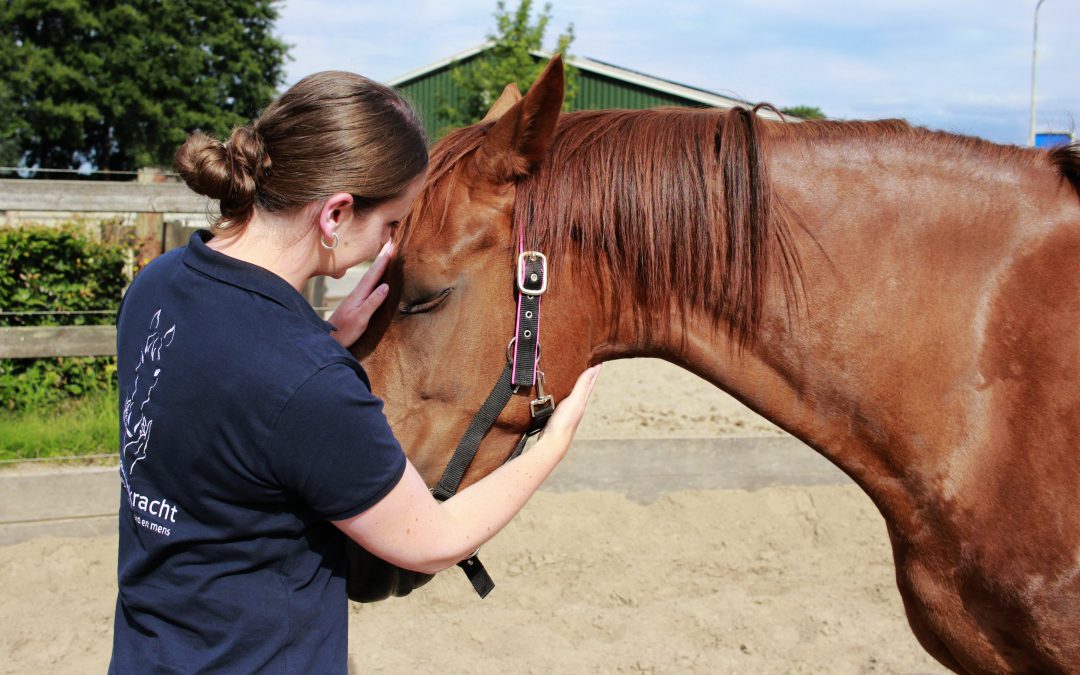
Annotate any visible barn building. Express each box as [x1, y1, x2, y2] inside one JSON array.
[[389, 45, 792, 140]]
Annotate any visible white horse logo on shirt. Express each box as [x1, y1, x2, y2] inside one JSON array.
[[120, 308, 175, 492]]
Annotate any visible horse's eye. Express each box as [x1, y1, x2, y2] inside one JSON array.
[[399, 287, 452, 315]]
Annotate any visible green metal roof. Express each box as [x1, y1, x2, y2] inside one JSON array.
[[388, 45, 790, 140]]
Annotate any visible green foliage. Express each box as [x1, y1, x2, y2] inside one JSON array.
[[437, 0, 577, 135], [0, 225, 128, 325], [781, 105, 826, 120], [0, 355, 117, 411], [0, 0, 290, 172], [0, 225, 128, 410], [0, 385, 118, 460]]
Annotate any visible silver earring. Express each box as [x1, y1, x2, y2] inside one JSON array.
[[320, 232, 340, 250]]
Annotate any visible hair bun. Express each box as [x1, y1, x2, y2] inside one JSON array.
[[175, 131, 230, 201], [175, 126, 271, 224]]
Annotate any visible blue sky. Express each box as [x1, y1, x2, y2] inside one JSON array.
[[276, 0, 1078, 145]]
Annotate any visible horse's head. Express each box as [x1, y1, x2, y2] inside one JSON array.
[[353, 56, 588, 489]]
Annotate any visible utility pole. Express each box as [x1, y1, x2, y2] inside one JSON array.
[[1028, 0, 1048, 146]]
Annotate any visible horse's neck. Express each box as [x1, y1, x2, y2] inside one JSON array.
[[619, 135, 1062, 529]]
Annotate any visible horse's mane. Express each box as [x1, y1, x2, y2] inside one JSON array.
[[1048, 142, 1080, 197], [515, 106, 807, 345], [408, 106, 801, 344], [407, 108, 1079, 344]]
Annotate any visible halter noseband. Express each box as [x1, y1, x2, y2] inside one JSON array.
[[429, 236, 555, 598]]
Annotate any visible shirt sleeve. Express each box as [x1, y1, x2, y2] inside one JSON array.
[[264, 362, 407, 520]]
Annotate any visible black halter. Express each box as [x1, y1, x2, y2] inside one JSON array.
[[429, 247, 555, 597]]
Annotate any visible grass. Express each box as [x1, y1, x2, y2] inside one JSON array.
[[0, 387, 117, 462]]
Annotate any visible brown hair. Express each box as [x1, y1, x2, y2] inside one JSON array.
[[175, 71, 428, 230]]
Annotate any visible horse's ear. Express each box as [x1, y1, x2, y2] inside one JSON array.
[[481, 83, 523, 122], [474, 54, 565, 182]]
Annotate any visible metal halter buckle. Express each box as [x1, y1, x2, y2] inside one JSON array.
[[506, 337, 543, 365], [529, 371, 555, 418], [516, 251, 548, 296]]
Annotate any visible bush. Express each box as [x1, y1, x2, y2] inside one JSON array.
[[0, 224, 130, 410]]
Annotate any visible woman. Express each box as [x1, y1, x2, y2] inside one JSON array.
[[110, 71, 599, 673]]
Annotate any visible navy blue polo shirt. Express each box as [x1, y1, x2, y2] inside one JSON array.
[[110, 231, 406, 674]]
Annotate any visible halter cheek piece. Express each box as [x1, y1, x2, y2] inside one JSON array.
[[429, 247, 555, 598]]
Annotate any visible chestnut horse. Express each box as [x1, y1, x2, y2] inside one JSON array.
[[354, 56, 1080, 673]]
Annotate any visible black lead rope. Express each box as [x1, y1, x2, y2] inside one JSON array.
[[429, 251, 553, 598], [431, 364, 515, 502]]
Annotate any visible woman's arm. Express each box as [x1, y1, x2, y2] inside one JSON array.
[[333, 364, 600, 575]]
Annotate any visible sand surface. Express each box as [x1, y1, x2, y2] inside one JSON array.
[[577, 359, 783, 439], [0, 359, 946, 673]]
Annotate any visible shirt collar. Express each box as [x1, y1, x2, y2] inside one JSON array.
[[182, 230, 335, 333]]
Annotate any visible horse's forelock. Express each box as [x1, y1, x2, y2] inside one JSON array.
[[398, 123, 492, 252]]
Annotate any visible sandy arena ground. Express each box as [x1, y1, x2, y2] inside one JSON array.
[[0, 359, 947, 674]]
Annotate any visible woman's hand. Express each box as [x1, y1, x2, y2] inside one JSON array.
[[542, 363, 602, 447], [333, 362, 602, 574], [329, 241, 393, 348]]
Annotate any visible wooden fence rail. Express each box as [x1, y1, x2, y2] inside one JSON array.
[[1, 178, 327, 359], [0, 178, 214, 213], [1, 179, 200, 360], [0, 326, 117, 358]]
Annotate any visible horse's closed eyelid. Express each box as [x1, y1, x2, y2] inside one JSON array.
[[399, 287, 452, 315]]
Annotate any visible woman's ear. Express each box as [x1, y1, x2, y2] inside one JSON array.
[[318, 192, 355, 241]]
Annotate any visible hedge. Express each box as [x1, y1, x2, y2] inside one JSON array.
[[0, 224, 130, 410]]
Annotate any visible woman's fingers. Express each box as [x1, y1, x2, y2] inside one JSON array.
[[546, 363, 602, 436], [329, 241, 394, 347], [330, 282, 389, 347], [348, 241, 394, 306]]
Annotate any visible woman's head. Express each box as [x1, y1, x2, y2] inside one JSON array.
[[175, 71, 428, 233]]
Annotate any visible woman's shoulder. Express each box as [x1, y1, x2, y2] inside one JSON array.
[[223, 309, 369, 407], [125, 247, 185, 293]]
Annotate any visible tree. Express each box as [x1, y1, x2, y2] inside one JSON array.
[[437, 0, 577, 135], [0, 0, 289, 174], [781, 105, 826, 120]]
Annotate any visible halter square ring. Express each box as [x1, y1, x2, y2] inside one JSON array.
[[516, 251, 548, 296]]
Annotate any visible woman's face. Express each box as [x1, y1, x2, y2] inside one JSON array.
[[336, 173, 426, 275]]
